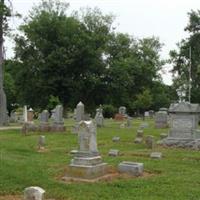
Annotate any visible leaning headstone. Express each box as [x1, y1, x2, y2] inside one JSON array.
[[24, 186, 45, 200], [72, 102, 85, 134], [108, 149, 119, 157], [118, 161, 143, 176], [65, 120, 107, 180], [150, 152, 162, 159], [161, 102, 200, 149], [112, 136, 120, 142], [155, 108, 168, 128], [95, 106, 104, 127], [50, 105, 66, 132], [38, 136, 45, 150], [145, 135, 155, 149], [39, 110, 50, 132]]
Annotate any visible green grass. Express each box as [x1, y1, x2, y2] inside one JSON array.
[[1, 118, 200, 200]]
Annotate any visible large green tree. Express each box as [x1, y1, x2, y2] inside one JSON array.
[[170, 10, 200, 103]]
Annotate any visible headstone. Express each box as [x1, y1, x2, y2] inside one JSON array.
[[76, 102, 85, 122], [134, 137, 143, 144], [144, 111, 149, 118], [149, 110, 154, 118], [120, 123, 125, 128], [39, 110, 50, 132], [95, 106, 104, 127], [65, 120, 107, 180], [10, 111, 17, 123], [118, 161, 143, 176], [136, 129, 144, 138], [134, 129, 144, 144], [27, 108, 34, 123], [126, 117, 131, 128], [38, 136, 45, 150], [112, 136, 120, 142], [50, 105, 66, 132], [161, 102, 200, 149], [150, 152, 162, 159], [24, 186, 45, 200], [108, 149, 119, 157], [145, 135, 155, 149], [119, 106, 126, 115], [155, 108, 168, 128]]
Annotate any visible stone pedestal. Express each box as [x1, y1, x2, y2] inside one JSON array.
[[68, 155, 107, 179], [161, 102, 200, 149], [50, 123, 66, 132]]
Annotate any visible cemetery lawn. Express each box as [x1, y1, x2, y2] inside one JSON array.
[[1, 119, 200, 200]]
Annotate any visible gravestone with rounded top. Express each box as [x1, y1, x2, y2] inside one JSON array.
[[24, 186, 45, 200], [39, 110, 50, 132], [95, 106, 104, 127]]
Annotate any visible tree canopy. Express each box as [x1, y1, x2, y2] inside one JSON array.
[[4, 0, 174, 114]]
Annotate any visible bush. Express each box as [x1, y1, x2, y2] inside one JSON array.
[[102, 104, 117, 118]]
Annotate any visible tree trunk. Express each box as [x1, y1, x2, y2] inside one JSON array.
[[0, 0, 8, 125]]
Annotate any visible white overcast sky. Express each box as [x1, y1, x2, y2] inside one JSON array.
[[6, 0, 200, 85]]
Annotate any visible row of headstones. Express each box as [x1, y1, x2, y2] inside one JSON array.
[[22, 105, 66, 133]]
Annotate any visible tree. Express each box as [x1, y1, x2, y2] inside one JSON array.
[[170, 10, 200, 103]]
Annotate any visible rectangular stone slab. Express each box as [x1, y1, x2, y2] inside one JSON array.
[[118, 161, 143, 176]]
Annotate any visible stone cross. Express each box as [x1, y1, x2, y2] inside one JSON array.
[[76, 102, 85, 122], [78, 120, 98, 155], [24, 186, 45, 200]]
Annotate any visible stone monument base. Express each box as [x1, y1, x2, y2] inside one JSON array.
[[50, 123, 66, 132], [22, 122, 38, 134], [65, 156, 107, 179], [39, 123, 50, 132], [160, 137, 200, 149]]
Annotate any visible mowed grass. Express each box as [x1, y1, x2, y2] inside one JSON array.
[[1, 118, 200, 200]]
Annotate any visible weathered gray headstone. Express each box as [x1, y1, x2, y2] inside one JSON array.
[[161, 102, 200, 149], [119, 106, 126, 115], [39, 110, 50, 132], [24, 186, 45, 200], [38, 136, 45, 150], [134, 129, 144, 144], [65, 120, 107, 180], [118, 161, 143, 176], [112, 136, 120, 142], [145, 135, 155, 149], [76, 102, 85, 122], [140, 122, 149, 129], [50, 105, 66, 132], [95, 106, 104, 127], [150, 152, 162, 159], [108, 149, 119, 156], [155, 108, 168, 128]]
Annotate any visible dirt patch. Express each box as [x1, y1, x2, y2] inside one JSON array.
[[0, 195, 22, 200]]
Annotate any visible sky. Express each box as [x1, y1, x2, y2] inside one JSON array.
[[6, 0, 200, 85]]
